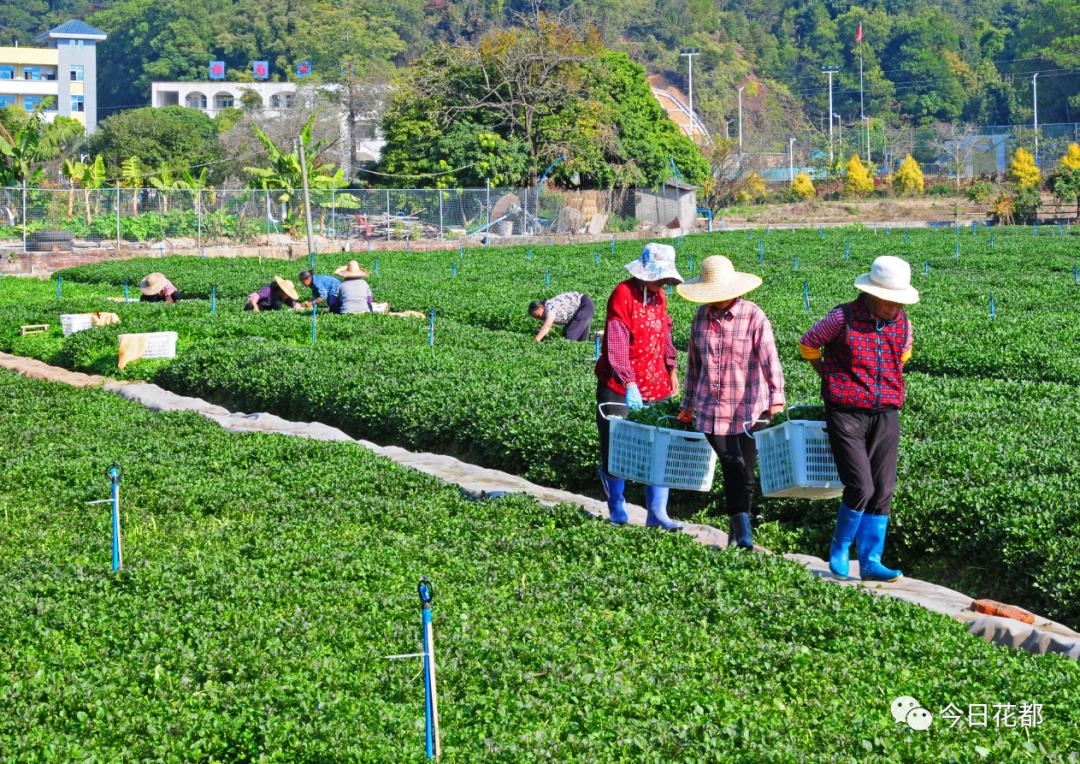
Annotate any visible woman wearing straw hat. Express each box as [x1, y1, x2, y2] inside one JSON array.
[[334, 260, 375, 314], [800, 255, 917, 582], [677, 255, 785, 549], [595, 242, 684, 530], [138, 272, 179, 304], [245, 276, 303, 313]]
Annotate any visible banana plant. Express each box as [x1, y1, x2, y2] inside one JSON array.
[[61, 158, 86, 219], [148, 167, 177, 213], [245, 115, 334, 235], [121, 156, 144, 216]]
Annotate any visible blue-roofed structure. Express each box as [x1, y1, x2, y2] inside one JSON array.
[[35, 20, 108, 44]]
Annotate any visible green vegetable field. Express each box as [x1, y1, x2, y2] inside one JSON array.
[[1, 371, 1078, 760], [0, 223, 1075, 756]]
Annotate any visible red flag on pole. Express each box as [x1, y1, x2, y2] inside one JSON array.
[[856, 23, 863, 43]]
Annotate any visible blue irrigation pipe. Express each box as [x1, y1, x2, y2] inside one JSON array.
[[107, 463, 123, 572], [418, 578, 440, 759], [697, 208, 713, 232]]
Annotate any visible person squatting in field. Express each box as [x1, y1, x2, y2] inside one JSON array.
[[138, 272, 180, 303], [246, 276, 303, 313], [800, 255, 917, 582], [595, 242, 684, 530], [677, 255, 786, 550], [528, 291, 595, 342]]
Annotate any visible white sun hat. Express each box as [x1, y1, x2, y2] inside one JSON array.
[[676, 255, 762, 303], [854, 256, 920, 304], [625, 242, 684, 283]]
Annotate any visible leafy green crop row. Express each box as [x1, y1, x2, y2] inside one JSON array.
[[1, 370, 1078, 761]]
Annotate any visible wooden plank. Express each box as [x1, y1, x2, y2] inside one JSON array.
[[20, 324, 49, 336]]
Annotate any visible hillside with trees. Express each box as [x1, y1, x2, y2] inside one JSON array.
[[3, 0, 1077, 138]]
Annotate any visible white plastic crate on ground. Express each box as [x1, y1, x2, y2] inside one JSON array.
[[603, 405, 717, 492], [60, 314, 94, 336], [119, 332, 178, 359], [754, 419, 843, 499]]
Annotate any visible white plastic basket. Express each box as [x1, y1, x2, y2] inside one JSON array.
[[119, 331, 178, 359], [60, 313, 94, 336], [602, 404, 717, 492], [752, 418, 843, 499]]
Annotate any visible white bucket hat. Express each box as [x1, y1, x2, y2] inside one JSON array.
[[854, 256, 920, 304], [676, 256, 762, 303], [625, 242, 683, 283]]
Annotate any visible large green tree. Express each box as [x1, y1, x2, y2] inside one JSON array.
[[89, 106, 222, 180]]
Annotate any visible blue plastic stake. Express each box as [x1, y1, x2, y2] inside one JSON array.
[[972, 221, 977, 237], [924, 260, 929, 276], [594, 249, 600, 266], [367, 240, 372, 252], [107, 464, 123, 572], [819, 227, 824, 238], [1074, 264, 1078, 284], [428, 309, 435, 347], [955, 239, 960, 262], [758, 240, 763, 261], [845, 240, 850, 261], [311, 302, 317, 345], [418, 578, 440, 760], [903, 230, 909, 245], [406, 239, 411, 253], [375, 258, 380, 276], [545, 269, 550, 288], [886, 225, 891, 236], [989, 292, 995, 320], [459, 240, 463, 259], [1059, 223, 1064, 236], [611, 234, 615, 255], [688, 255, 693, 276], [211, 286, 216, 316], [124, 280, 129, 301], [594, 331, 601, 362], [451, 263, 457, 278], [57, 275, 62, 300], [793, 255, 799, 271], [990, 234, 995, 248], [527, 248, 532, 262], [802, 280, 810, 313], [1034, 222, 1038, 237], [310, 251, 316, 268]]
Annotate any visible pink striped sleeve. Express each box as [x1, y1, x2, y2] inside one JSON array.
[[800, 306, 845, 349], [606, 320, 635, 385]]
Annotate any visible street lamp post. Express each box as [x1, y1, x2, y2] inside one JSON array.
[[789, 137, 796, 183], [822, 65, 839, 162], [679, 47, 701, 141], [1033, 72, 1040, 166], [737, 85, 745, 159]]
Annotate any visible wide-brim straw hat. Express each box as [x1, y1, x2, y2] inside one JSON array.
[[854, 255, 920, 304], [273, 275, 300, 302], [676, 256, 762, 303], [334, 260, 369, 279], [139, 272, 167, 295], [625, 242, 683, 283]]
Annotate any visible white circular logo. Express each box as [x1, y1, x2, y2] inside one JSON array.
[[891, 696, 921, 724], [891, 696, 934, 731]]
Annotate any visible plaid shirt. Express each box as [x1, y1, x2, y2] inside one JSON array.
[[684, 299, 785, 436]]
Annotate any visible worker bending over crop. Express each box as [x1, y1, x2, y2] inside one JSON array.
[[677, 255, 785, 550], [595, 243, 683, 530], [246, 276, 303, 313], [298, 269, 341, 312], [333, 261, 375, 314], [138, 272, 179, 303], [528, 291, 594, 342], [800, 255, 917, 582]]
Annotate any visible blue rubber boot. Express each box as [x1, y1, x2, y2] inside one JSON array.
[[828, 502, 864, 579], [644, 485, 683, 531], [598, 467, 628, 525], [856, 513, 903, 582], [728, 512, 753, 549]]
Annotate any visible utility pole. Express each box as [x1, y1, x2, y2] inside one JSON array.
[[737, 85, 745, 159], [823, 66, 839, 162], [1033, 72, 1040, 166], [679, 47, 701, 141]]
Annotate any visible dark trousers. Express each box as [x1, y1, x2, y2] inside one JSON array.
[[563, 296, 595, 341], [596, 382, 628, 470], [825, 407, 900, 515], [706, 432, 758, 517]]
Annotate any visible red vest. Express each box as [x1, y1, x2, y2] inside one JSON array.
[[595, 280, 673, 401], [822, 300, 908, 409]]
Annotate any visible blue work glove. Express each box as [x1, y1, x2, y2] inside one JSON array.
[[625, 383, 644, 410]]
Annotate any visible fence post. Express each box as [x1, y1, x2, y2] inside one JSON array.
[[21, 180, 27, 254], [438, 189, 444, 241], [485, 180, 491, 240], [522, 186, 528, 238], [115, 182, 121, 252], [331, 186, 336, 245], [386, 189, 391, 242], [196, 189, 202, 250]]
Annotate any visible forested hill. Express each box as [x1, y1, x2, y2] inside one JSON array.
[[3, 0, 1078, 131]]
